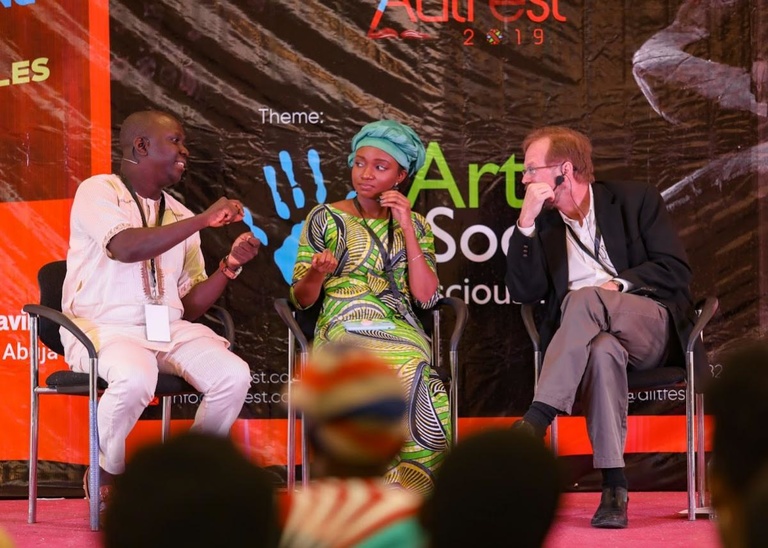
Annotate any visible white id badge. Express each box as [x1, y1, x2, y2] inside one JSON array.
[[144, 304, 171, 342]]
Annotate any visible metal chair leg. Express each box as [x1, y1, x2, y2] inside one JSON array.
[[685, 364, 696, 521], [299, 350, 310, 487], [28, 316, 39, 524], [449, 349, 458, 446], [161, 396, 172, 443], [88, 356, 100, 531], [696, 393, 706, 507], [549, 416, 559, 456], [286, 332, 296, 491], [681, 352, 714, 519], [696, 393, 712, 515]]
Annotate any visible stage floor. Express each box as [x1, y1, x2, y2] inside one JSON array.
[[0, 492, 720, 547]]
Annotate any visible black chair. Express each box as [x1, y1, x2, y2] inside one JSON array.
[[23, 260, 235, 531], [274, 296, 468, 491], [520, 296, 718, 520]]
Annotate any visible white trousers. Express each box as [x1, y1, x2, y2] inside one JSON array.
[[71, 335, 251, 474]]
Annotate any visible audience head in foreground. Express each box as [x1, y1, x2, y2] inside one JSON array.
[[743, 464, 768, 548], [279, 345, 426, 547], [708, 339, 768, 548], [422, 428, 562, 548], [102, 433, 278, 548], [293, 343, 408, 477]]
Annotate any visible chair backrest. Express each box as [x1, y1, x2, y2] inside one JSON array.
[[36, 260, 67, 355], [293, 296, 324, 344]]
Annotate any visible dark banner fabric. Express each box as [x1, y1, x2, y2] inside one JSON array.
[[1, 0, 765, 491]]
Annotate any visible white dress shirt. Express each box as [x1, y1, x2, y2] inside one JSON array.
[[515, 185, 630, 291]]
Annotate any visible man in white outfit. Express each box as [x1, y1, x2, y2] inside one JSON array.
[[62, 110, 260, 518]]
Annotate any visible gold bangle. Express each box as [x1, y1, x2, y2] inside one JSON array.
[[409, 253, 424, 263]]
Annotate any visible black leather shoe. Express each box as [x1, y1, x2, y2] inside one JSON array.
[[591, 486, 629, 528]]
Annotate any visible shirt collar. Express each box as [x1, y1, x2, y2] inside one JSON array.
[[559, 184, 595, 229]]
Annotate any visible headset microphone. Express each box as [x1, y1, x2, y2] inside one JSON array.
[[554, 174, 565, 187]]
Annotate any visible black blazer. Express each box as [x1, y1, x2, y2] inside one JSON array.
[[506, 181, 696, 369]]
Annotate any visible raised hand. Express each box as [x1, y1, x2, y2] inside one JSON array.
[[310, 248, 338, 275], [518, 183, 554, 228], [379, 189, 413, 228], [203, 197, 245, 228], [227, 232, 261, 268]]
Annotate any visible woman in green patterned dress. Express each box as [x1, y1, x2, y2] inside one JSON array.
[[290, 120, 449, 496]]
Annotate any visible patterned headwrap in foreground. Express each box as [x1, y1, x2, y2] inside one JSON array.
[[291, 346, 407, 466], [347, 119, 427, 177]]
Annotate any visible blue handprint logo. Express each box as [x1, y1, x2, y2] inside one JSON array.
[[242, 149, 329, 284]]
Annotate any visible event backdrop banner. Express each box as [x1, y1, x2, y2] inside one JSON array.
[[1, 0, 765, 492]]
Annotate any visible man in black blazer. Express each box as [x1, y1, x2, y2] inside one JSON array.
[[506, 126, 695, 529]]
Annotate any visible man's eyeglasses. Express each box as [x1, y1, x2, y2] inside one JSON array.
[[521, 164, 562, 177]]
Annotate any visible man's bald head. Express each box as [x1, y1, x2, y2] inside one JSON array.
[[119, 111, 179, 153]]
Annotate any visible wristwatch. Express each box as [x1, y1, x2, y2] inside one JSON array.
[[611, 279, 624, 292], [219, 255, 243, 280]]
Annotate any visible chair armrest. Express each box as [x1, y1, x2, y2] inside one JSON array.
[[22, 304, 96, 359], [520, 303, 540, 352], [203, 304, 236, 349], [274, 298, 310, 353], [687, 296, 719, 353], [434, 296, 469, 352]]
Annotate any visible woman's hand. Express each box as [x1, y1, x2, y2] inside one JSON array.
[[379, 189, 413, 231], [310, 248, 338, 275], [293, 248, 336, 308]]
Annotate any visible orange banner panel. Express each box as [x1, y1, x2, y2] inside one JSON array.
[[0, 0, 110, 466], [0, 1, 94, 201], [116, 415, 715, 471], [0, 200, 73, 461], [125, 419, 298, 469]]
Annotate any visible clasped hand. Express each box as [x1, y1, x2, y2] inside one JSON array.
[[310, 248, 338, 275], [227, 232, 261, 268], [205, 197, 245, 227], [378, 189, 413, 228], [518, 183, 555, 227]]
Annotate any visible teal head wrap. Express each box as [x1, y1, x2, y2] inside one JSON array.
[[347, 120, 426, 177]]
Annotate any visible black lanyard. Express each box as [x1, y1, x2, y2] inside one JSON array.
[[121, 176, 166, 300], [352, 198, 429, 340], [564, 222, 616, 277], [353, 198, 394, 267]]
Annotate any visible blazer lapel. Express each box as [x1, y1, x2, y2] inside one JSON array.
[[593, 184, 628, 273]]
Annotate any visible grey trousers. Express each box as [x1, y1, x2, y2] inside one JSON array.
[[534, 286, 671, 469]]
